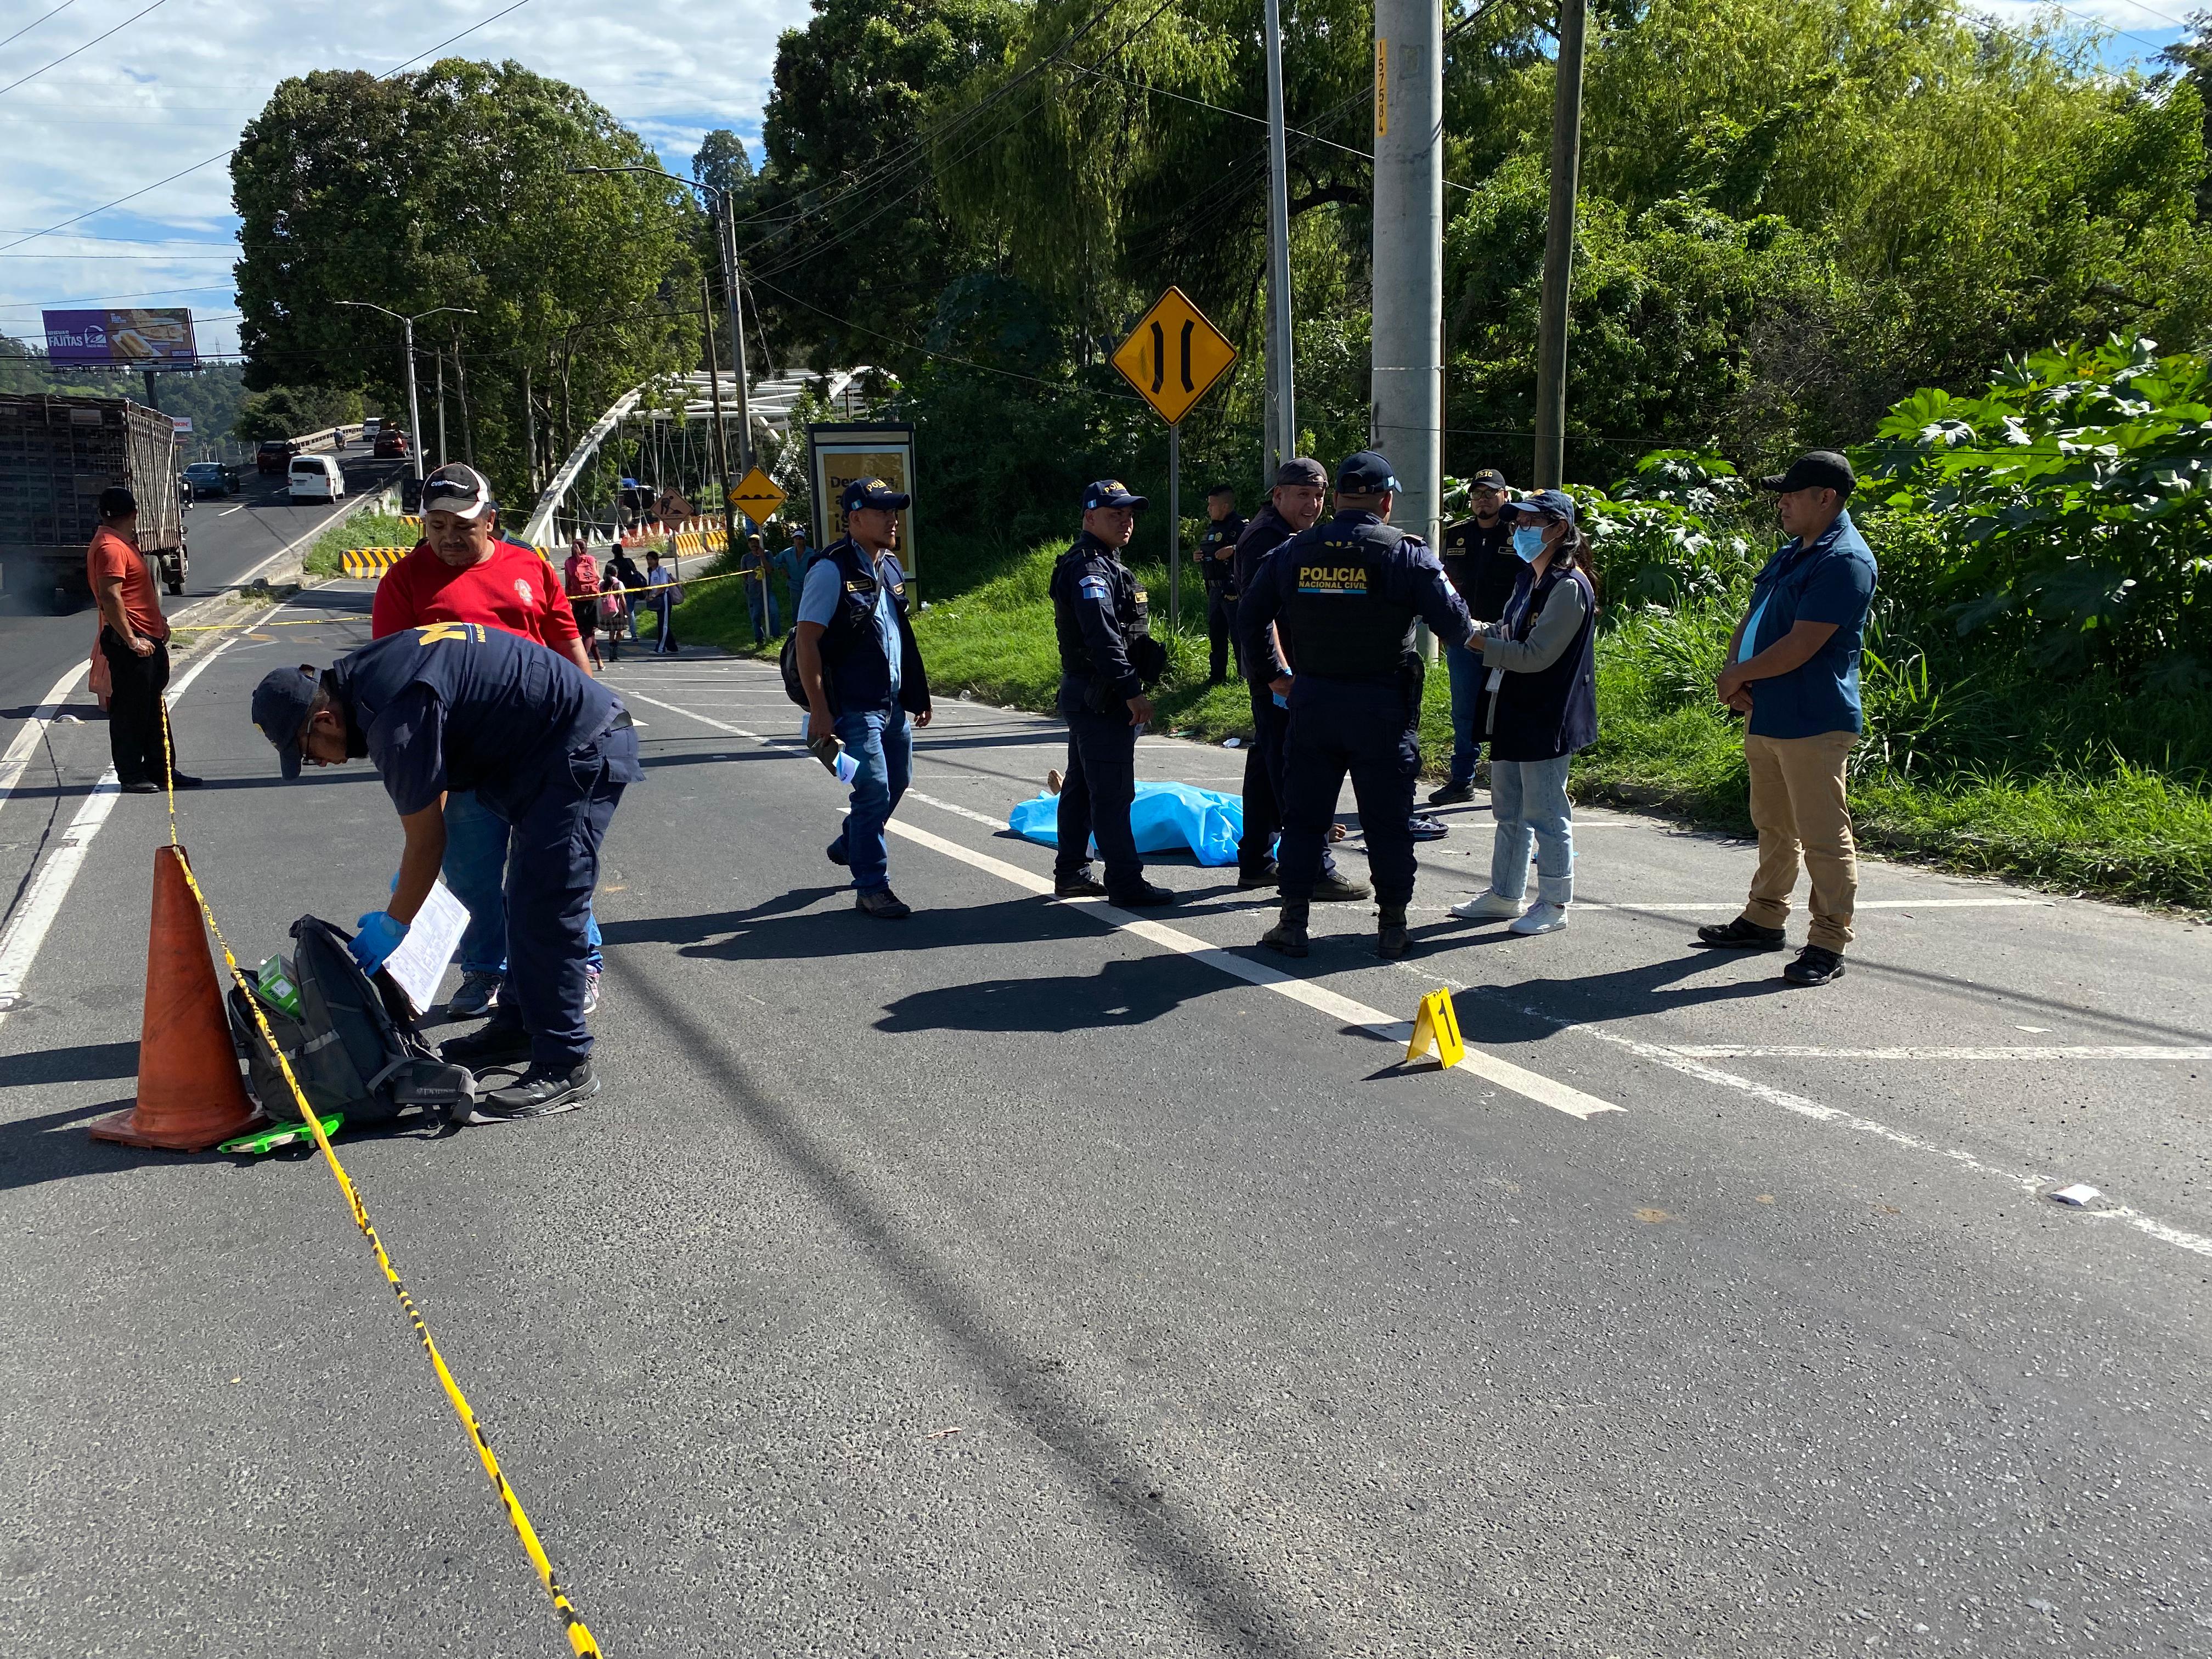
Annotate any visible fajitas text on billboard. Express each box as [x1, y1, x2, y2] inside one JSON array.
[[42, 307, 199, 366]]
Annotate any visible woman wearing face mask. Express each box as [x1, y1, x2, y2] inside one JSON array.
[[1449, 488, 1599, 935]]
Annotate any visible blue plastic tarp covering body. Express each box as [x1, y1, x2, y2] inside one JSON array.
[[1008, 781, 1245, 867]]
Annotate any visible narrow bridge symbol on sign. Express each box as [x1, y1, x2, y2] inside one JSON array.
[[1111, 287, 1237, 426]]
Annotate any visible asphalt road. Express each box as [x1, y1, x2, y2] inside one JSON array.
[[0, 436, 400, 724], [1, 588, 2205, 1657]]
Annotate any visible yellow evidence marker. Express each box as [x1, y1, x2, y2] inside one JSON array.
[[1405, 988, 1465, 1069]]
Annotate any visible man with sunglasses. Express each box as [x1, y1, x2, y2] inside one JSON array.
[[369, 463, 607, 1056], [250, 622, 641, 1120]]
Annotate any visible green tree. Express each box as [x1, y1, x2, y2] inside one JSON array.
[[230, 59, 703, 514], [692, 128, 755, 196]]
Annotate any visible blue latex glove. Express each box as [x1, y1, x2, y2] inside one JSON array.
[[349, 910, 408, 975], [1272, 691, 1289, 709]]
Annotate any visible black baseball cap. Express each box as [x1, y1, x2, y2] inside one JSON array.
[[421, 462, 494, 521], [1336, 450, 1401, 493], [839, 476, 911, 513], [1082, 478, 1148, 510], [1757, 450, 1856, 495], [1469, 469, 1508, 491], [1503, 488, 1576, 524], [1274, 457, 1327, 487], [251, 664, 321, 780]]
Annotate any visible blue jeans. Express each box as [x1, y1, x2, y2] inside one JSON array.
[[1487, 755, 1574, 904], [747, 577, 780, 641], [828, 708, 912, 892], [443, 789, 603, 979], [1443, 640, 1485, 787]]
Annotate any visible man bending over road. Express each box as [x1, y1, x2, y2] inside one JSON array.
[[250, 622, 641, 1121]]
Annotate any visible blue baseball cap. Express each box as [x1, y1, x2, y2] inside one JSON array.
[[251, 664, 321, 780], [839, 476, 911, 514], [1082, 478, 1148, 511], [1336, 450, 1401, 493], [1504, 488, 1576, 524]]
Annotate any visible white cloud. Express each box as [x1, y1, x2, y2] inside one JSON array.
[[0, 0, 811, 362]]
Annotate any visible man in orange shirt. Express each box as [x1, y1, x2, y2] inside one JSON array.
[[89, 486, 199, 794], [367, 464, 601, 1053]]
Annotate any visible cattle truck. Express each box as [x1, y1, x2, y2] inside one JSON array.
[[0, 393, 188, 611]]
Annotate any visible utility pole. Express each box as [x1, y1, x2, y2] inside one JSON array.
[[720, 197, 753, 479], [700, 270, 732, 524], [336, 302, 467, 486], [1372, 0, 1445, 654], [435, 349, 448, 469], [522, 364, 536, 494], [1262, 0, 1296, 472], [1533, 0, 1588, 490], [403, 317, 424, 481]]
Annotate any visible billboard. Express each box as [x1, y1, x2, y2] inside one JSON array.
[[43, 307, 199, 366], [807, 421, 918, 583]]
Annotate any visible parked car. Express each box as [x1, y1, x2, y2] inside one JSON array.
[[182, 460, 239, 498], [373, 427, 410, 459], [288, 453, 346, 501], [257, 438, 300, 473]]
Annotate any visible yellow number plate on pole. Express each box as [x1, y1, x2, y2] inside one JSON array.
[[1112, 287, 1238, 426]]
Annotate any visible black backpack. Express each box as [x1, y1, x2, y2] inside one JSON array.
[[227, 916, 476, 1126]]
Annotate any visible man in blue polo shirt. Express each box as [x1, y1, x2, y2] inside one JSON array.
[[1696, 450, 1877, 986]]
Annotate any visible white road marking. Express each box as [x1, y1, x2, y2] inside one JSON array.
[[904, 790, 1008, 831], [1667, 1045, 2212, 1062], [885, 814, 1621, 1121], [1374, 953, 2212, 1262], [1575, 898, 2050, 911], [0, 615, 264, 1028], [0, 775, 121, 1022], [218, 505, 245, 516], [618, 680, 1620, 1122], [0, 662, 92, 819]]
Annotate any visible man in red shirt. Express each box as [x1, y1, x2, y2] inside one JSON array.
[[366, 464, 602, 1058], [89, 486, 199, 793]]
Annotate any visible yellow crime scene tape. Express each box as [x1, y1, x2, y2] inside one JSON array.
[[171, 565, 778, 630], [153, 705, 602, 1657]]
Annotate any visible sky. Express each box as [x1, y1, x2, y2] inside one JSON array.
[[0, 0, 812, 360], [0, 0, 2199, 368]]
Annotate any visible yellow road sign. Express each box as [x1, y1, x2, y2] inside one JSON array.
[[728, 465, 787, 521], [1112, 287, 1237, 426]]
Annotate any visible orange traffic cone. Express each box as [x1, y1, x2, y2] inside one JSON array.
[[88, 845, 262, 1152]]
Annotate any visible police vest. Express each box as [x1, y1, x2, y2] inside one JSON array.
[[815, 536, 924, 715], [1050, 540, 1150, 679], [1283, 521, 1418, 682], [1198, 515, 1244, 589], [330, 622, 626, 809]]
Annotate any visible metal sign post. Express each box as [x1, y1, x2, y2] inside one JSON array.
[[1111, 286, 1237, 641]]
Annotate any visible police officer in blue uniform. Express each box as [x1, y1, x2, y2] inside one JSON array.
[[1237, 451, 1474, 960], [1197, 483, 1245, 684], [794, 476, 933, 920], [249, 622, 642, 1121], [1231, 458, 1368, 902], [1049, 479, 1174, 906]]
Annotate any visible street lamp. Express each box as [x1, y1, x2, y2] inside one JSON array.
[[336, 301, 476, 482], [567, 163, 754, 482]]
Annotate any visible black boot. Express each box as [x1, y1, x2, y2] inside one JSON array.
[[1376, 903, 1410, 959], [1260, 901, 1311, 957]]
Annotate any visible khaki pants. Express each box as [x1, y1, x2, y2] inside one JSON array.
[[1742, 730, 1858, 951]]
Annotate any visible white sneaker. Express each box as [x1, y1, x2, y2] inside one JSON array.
[[1451, 890, 1526, 921], [1510, 901, 1568, 935]]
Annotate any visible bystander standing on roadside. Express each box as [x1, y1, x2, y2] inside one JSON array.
[[776, 523, 809, 622], [368, 462, 607, 1053], [564, 537, 605, 670], [1448, 490, 1598, 936], [645, 549, 681, 653], [740, 533, 781, 642], [603, 543, 645, 644], [1694, 450, 1878, 987], [1430, 469, 1521, 806], [87, 486, 200, 794], [794, 478, 934, 920]]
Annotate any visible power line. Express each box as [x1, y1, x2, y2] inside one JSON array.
[[0, 0, 170, 100], [0, 1, 77, 52]]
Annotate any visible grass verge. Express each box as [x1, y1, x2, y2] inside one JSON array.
[[302, 511, 415, 577], [671, 539, 2212, 910]]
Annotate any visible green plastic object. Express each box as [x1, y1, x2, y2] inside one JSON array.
[[255, 956, 301, 1018], [219, 1113, 343, 1156]]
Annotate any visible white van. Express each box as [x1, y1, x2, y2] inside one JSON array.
[[362, 416, 381, 439], [289, 453, 346, 501]]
